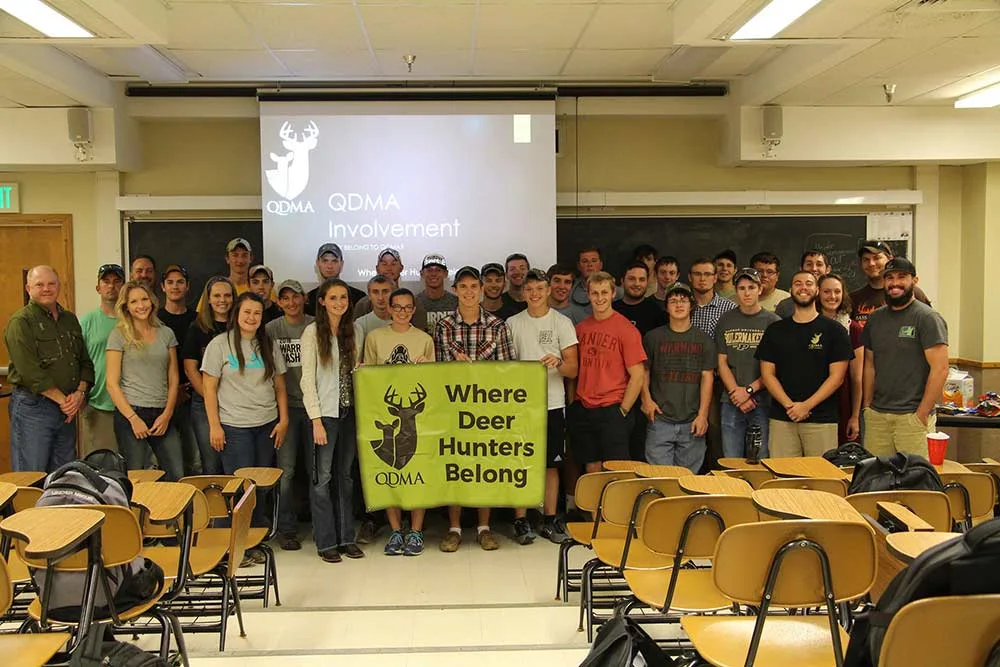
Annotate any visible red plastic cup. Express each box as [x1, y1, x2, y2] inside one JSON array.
[[926, 432, 949, 465]]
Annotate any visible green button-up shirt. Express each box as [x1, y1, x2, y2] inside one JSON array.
[[4, 301, 95, 396]]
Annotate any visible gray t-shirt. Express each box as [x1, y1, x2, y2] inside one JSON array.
[[774, 297, 794, 319], [715, 308, 781, 404], [643, 325, 717, 423], [354, 311, 391, 353], [554, 302, 590, 326], [201, 332, 287, 428], [416, 290, 459, 335], [265, 316, 313, 409], [106, 325, 178, 409], [862, 300, 948, 414]]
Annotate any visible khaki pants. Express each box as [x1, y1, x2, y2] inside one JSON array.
[[863, 408, 935, 458], [80, 405, 117, 455], [768, 420, 838, 458]]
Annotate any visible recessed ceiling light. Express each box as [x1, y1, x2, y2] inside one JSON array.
[[0, 0, 92, 38], [955, 82, 1000, 109], [730, 0, 824, 40]]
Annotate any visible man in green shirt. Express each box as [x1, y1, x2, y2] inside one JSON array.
[[79, 263, 125, 454], [4, 266, 94, 471]]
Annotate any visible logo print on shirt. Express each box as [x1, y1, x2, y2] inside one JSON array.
[[808, 332, 824, 350], [227, 352, 264, 370], [538, 329, 554, 345], [898, 326, 916, 339]]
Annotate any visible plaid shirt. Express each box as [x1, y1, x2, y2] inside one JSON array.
[[434, 307, 515, 362], [690, 293, 738, 340]]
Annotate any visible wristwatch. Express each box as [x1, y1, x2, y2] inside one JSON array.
[[745, 385, 755, 396]]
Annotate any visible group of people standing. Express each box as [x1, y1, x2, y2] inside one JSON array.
[[4, 234, 948, 563]]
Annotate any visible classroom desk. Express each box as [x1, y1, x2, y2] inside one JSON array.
[[985, 458, 999, 465], [933, 460, 972, 474], [679, 475, 753, 497], [128, 469, 166, 484], [0, 507, 105, 561], [637, 464, 692, 478], [936, 415, 1000, 429], [0, 633, 71, 667], [131, 482, 196, 524], [602, 460, 647, 473], [886, 532, 960, 563], [235, 466, 282, 488], [0, 471, 46, 487], [716, 457, 767, 470], [751, 488, 865, 522], [0, 482, 16, 514], [762, 457, 850, 480]]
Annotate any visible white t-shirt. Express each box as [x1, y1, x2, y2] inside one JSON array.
[[506, 308, 578, 410]]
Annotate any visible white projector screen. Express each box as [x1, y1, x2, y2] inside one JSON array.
[[259, 100, 557, 287]]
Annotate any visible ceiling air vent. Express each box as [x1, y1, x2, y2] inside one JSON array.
[[898, 0, 1000, 10]]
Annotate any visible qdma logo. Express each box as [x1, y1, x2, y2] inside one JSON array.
[[265, 121, 318, 204], [371, 384, 427, 487]]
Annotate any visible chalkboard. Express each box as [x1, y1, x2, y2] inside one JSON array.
[[556, 215, 870, 291], [127, 219, 263, 307]]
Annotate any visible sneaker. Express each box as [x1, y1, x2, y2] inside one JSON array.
[[403, 530, 424, 556], [384, 530, 405, 556], [477, 529, 500, 551], [340, 543, 365, 559], [356, 519, 378, 545], [239, 554, 255, 568], [320, 549, 342, 563], [278, 533, 301, 551], [513, 518, 536, 545], [538, 517, 572, 545], [440, 531, 462, 553], [248, 549, 267, 564]]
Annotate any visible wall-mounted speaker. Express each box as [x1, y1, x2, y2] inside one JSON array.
[[762, 105, 783, 141], [67, 107, 93, 143]]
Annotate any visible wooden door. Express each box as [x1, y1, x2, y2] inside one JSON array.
[[0, 215, 74, 472]]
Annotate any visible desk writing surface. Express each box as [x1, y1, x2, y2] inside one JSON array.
[[0, 507, 104, 560], [0, 472, 46, 487], [679, 475, 753, 497], [0, 482, 16, 513], [751, 488, 865, 523], [717, 458, 767, 470], [886, 532, 959, 563], [128, 469, 165, 484], [602, 460, 646, 473], [762, 457, 850, 480], [0, 632, 71, 667], [131, 482, 196, 524], [637, 464, 692, 478], [933, 460, 971, 474]]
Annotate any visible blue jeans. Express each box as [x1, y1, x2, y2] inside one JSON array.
[[645, 418, 705, 473], [721, 401, 771, 459], [113, 406, 184, 482], [8, 388, 76, 473], [190, 395, 222, 475], [221, 421, 277, 527], [277, 407, 310, 536], [309, 411, 357, 551], [172, 397, 202, 476]]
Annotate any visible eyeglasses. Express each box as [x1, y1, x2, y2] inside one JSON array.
[[390, 305, 415, 313], [756, 268, 778, 277]]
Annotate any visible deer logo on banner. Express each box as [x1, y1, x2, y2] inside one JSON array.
[[265, 121, 319, 200], [370, 384, 426, 470]]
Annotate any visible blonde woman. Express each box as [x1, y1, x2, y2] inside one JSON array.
[[105, 280, 183, 480]]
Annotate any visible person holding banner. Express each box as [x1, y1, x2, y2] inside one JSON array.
[[507, 269, 578, 545], [434, 266, 516, 552], [301, 278, 364, 563], [364, 288, 435, 556]]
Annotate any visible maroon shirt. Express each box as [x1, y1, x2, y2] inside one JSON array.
[[849, 284, 930, 329]]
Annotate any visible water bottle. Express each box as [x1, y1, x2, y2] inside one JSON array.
[[745, 424, 762, 464]]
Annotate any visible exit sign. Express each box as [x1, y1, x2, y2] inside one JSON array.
[[0, 183, 19, 212]]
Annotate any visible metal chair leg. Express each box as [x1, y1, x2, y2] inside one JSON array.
[[229, 576, 246, 638], [219, 573, 231, 652], [577, 557, 599, 633], [166, 610, 190, 667]]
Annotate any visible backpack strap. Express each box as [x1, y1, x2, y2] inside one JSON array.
[[964, 517, 1000, 548], [48, 461, 109, 493]]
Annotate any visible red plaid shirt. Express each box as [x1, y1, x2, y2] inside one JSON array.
[[433, 308, 515, 362]]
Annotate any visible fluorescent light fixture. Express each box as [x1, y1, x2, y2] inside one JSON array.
[[0, 0, 92, 38], [731, 0, 824, 40], [955, 82, 1000, 109]]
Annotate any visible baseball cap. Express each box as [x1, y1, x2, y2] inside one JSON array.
[[883, 257, 916, 277], [714, 249, 738, 264], [378, 247, 402, 263], [277, 279, 305, 295], [421, 253, 447, 270], [226, 237, 252, 253], [481, 262, 505, 277], [733, 267, 761, 285], [666, 282, 693, 298], [249, 265, 273, 281], [453, 266, 481, 285], [316, 243, 343, 260], [525, 268, 548, 283], [97, 263, 125, 280], [858, 240, 892, 258], [161, 264, 188, 281]]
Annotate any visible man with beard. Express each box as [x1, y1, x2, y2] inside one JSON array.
[[547, 264, 588, 325], [756, 271, 852, 457], [775, 250, 832, 318], [613, 262, 666, 336], [130, 255, 156, 288], [631, 244, 658, 297], [850, 241, 930, 328], [751, 252, 790, 313], [862, 258, 948, 457]]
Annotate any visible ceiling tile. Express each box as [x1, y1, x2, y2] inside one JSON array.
[[475, 4, 595, 49], [965, 17, 1000, 37], [167, 4, 262, 50], [235, 4, 368, 51], [0, 97, 22, 108], [273, 50, 380, 78], [361, 5, 476, 50], [576, 4, 673, 49], [474, 49, 569, 77], [909, 66, 1000, 104], [697, 45, 773, 79], [169, 49, 288, 78], [562, 49, 667, 78], [0, 77, 81, 106], [374, 49, 471, 76], [844, 10, 1000, 40]]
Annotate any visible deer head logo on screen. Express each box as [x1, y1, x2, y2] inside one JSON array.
[[265, 121, 318, 200]]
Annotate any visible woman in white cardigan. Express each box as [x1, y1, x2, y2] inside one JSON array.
[[300, 278, 362, 564]]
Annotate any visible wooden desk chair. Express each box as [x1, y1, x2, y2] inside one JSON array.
[[0, 554, 70, 667], [878, 595, 1000, 667], [233, 467, 283, 607], [10, 506, 187, 665], [579, 477, 684, 639], [0, 472, 46, 488], [681, 520, 877, 667], [714, 468, 774, 489], [845, 491, 953, 533], [620, 496, 759, 634], [759, 477, 849, 497], [556, 470, 635, 602], [179, 475, 244, 521], [964, 462, 1000, 517], [938, 472, 996, 530]]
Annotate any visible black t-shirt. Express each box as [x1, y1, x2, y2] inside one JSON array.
[[263, 302, 283, 324], [613, 297, 668, 336], [181, 320, 228, 363], [495, 292, 527, 321], [157, 308, 196, 350], [755, 316, 853, 423], [305, 284, 366, 317]]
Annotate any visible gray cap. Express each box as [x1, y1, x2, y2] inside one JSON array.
[[317, 243, 343, 260], [277, 279, 305, 295]]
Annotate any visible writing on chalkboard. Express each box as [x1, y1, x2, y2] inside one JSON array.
[[804, 233, 860, 286]]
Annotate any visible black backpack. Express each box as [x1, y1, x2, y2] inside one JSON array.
[[579, 615, 676, 667], [71, 625, 171, 667], [844, 517, 1000, 667], [847, 452, 944, 495], [823, 442, 874, 467]]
